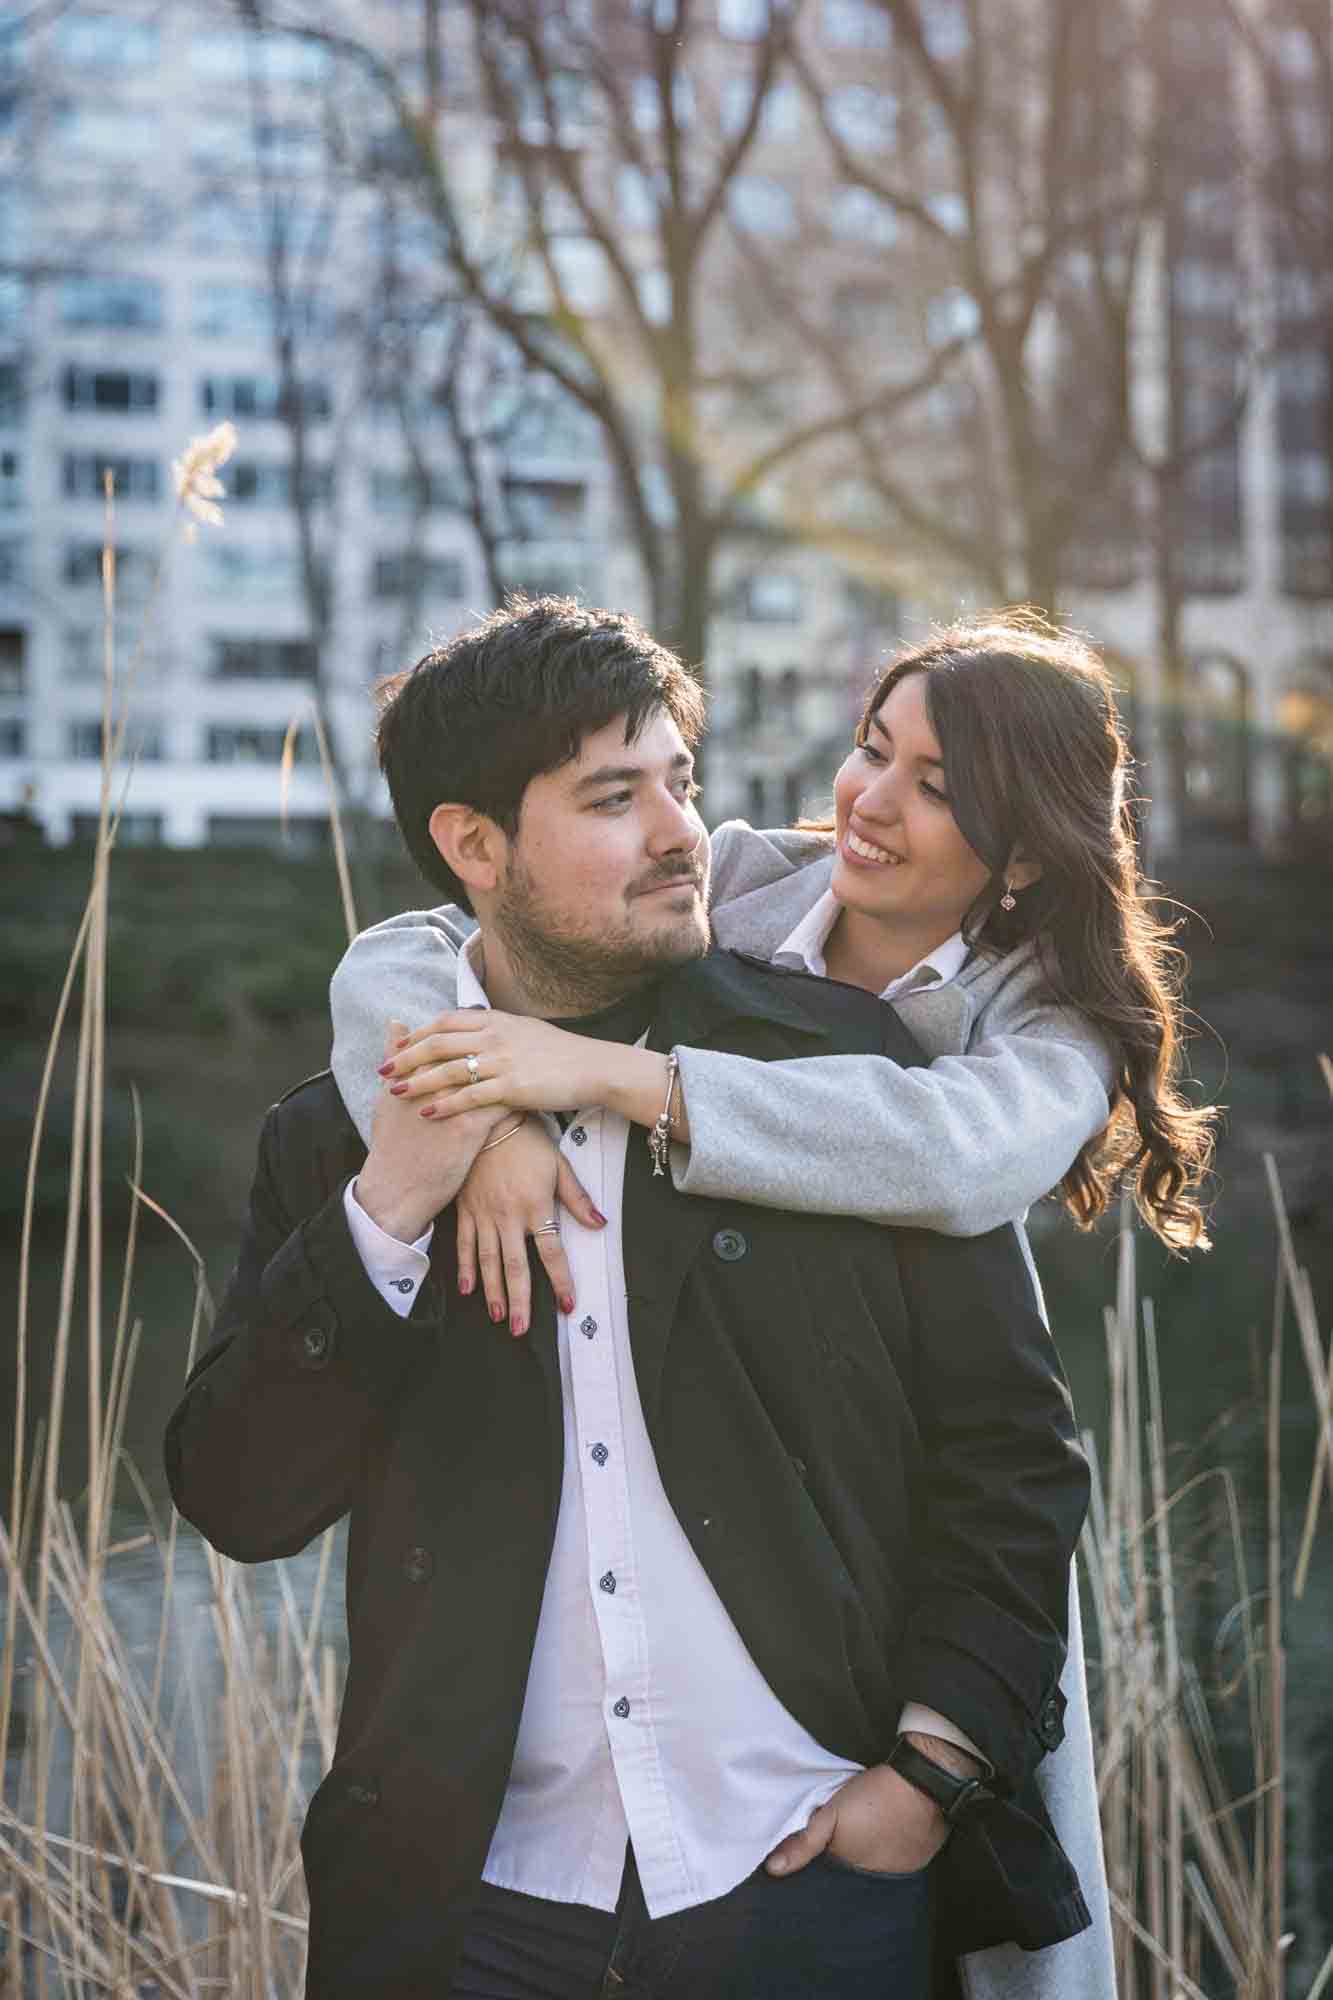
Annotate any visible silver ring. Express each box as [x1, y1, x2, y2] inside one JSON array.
[[531, 1220, 560, 1237], [465, 1053, 481, 1084]]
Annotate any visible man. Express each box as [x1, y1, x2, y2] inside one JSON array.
[[166, 598, 1090, 2000]]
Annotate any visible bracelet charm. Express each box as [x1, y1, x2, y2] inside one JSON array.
[[648, 1052, 680, 1179]]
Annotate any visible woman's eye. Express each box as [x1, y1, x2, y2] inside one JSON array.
[[679, 780, 702, 802], [920, 780, 949, 804], [860, 743, 885, 766]]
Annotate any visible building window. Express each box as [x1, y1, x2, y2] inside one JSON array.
[[57, 13, 160, 68], [62, 365, 160, 415], [738, 573, 804, 622], [371, 553, 466, 601], [190, 28, 331, 83], [191, 283, 275, 340], [0, 361, 24, 426], [71, 811, 163, 845], [199, 545, 304, 597], [228, 460, 332, 507], [59, 274, 163, 331], [69, 718, 164, 761], [369, 469, 464, 513], [208, 636, 318, 680], [65, 541, 155, 595], [501, 478, 588, 539], [727, 176, 798, 238], [827, 86, 897, 151], [205, 725, 318, 766], [822, 0, 890, 48], [0, 627, 24, 695], [54, 104, 144, 159], [206, 814, 328, 852], [747, 774, 767, 821], [0, 718, 27, 757], [199, 374, 332, 421], [0, 537, 26, 588], [63, 453, 161, 503], [0, 447, 21, 510]]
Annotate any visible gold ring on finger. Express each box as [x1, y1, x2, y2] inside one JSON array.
[[465, 1054, 481, 1085]]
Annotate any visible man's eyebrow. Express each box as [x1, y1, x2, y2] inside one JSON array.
[[868, 713, 943, 768], [571, 752, 694, 794]]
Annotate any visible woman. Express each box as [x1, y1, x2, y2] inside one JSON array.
[[330, 611, 1215, 1999]]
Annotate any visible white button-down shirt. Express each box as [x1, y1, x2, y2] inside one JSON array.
[[343, 931, 980, 1915], [774, 890, 970, 999]]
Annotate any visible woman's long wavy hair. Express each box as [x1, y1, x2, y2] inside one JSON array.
[[810, 610, 1217, 1250]]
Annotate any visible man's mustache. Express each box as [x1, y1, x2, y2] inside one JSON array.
[[630, 863, 706, 898]]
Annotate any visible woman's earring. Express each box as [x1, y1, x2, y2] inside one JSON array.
[[1000, 880, 1017, 912]]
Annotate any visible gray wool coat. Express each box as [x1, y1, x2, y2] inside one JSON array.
[[329, 820, 1118, 2000]]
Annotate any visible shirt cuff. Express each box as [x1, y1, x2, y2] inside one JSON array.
[[897, 1702, 993, 1776], [343, 1179, 434, 1319]]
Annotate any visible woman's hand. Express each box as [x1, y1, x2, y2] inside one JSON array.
[[379, 1010, 690, 1144], [456, 1116, 605, 1336], [383, 1010, 609, 1119]]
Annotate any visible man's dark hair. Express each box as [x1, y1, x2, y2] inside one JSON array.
[[375, 595, 706, 910]]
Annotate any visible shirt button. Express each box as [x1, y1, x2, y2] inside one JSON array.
[[402, 1545, 434, 1584], [712, 1228, 748, 1263], [580, 1315, 598, 1338], [613, 1696, 631, 1719], [599, 1570, 617, 1594], [392, 1277, 415, 1295], [570, 1125, 588, 1146], [590, 1442, 609, 1467]]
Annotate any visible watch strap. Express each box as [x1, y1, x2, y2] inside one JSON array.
[[886, 1734, 995, 1824]]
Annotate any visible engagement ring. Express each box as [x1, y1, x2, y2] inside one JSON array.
[[466, 1054, 481, 1085]]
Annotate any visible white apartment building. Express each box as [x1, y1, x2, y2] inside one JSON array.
[[0, 0, 1329, 850]]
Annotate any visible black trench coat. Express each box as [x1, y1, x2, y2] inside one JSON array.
[[166, 950, 1091, 1999]]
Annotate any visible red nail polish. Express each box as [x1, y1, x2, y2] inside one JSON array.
[[388, 1082, 408, 1096], [377, 1061, 396, 1077], [592, 1209, 608, 1226], [490, 1302, 503, 1323], [560, 1294, 575, 1315], [393, 1038, 410, 1050], [458, 1276, 473, 1296], [510, 1314, 526, 1337], [419, 1106, 436, 1119]]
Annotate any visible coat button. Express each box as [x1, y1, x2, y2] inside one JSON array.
[[345, 1781, 379, 1807], [712, 1228, 747, 1263], [402, 1546, 434, 1584], [298, 1314, 334, 1369]]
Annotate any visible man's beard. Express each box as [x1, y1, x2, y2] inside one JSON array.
[[491, 854, 710, 1016]]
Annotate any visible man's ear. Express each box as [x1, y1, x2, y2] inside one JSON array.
[[428, 802, 507, 901], [1005, 848, 1042, 892]]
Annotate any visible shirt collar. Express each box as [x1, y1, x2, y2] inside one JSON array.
[[457, 929, 490, 1010], [773, 890, 968, 1000]]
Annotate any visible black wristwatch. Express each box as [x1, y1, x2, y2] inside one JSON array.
[[885, 1734, 996, 1824]]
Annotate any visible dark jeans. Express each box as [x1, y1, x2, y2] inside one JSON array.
[[450, 1845, 935, 2000]]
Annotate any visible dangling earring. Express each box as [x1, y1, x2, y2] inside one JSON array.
[[1000, 880, 1017, 912]]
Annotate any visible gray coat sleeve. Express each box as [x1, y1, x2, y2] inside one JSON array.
[[671, 996, 1115, 1237], [329, 907, 474, 1145]]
